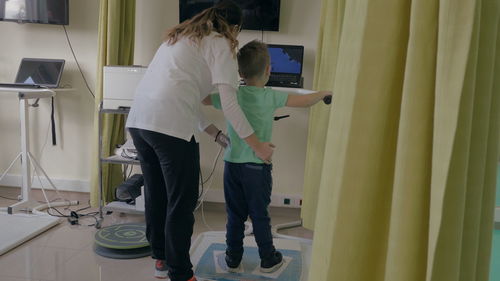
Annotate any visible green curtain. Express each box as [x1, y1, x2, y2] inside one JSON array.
[[302, 0, 500, 280], [90, 0, 136, 206], [301, 0, 342, 229]]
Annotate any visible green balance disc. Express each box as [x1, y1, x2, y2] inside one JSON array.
[[94, 223, 151, 259]]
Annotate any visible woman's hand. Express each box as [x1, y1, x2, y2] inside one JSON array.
[[244, 134, 275, 163], [254, 142, 275, 164]]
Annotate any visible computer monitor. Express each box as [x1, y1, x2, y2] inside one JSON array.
[[266, 44, 304, 88], [15, 58, 65, 88]]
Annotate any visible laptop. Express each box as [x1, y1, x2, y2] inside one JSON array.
[[0, 58, 65, 89], [265, 44, 304, 88]]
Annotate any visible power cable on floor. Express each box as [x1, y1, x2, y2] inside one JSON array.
[[46, 200, 99, 226]]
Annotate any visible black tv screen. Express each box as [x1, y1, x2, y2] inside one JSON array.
[[0, 0, 69, 25], [179, 0, 280, 31]]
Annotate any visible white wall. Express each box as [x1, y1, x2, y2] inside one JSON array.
[[0, 0, 322, 203], [135, 0, 322, 203], [0, 0, 98, 192]]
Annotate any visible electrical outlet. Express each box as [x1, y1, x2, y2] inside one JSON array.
[[270, 194, 302, 208]]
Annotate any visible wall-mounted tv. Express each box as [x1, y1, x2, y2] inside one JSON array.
[[179, 0, 280, 31], [0, 0, 69, 25]]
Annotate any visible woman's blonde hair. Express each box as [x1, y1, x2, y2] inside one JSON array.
[[165, 1, 243, 54]]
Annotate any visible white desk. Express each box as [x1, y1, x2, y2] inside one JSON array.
[[269, 87, 316, 95], [0, 87, 77, 214]]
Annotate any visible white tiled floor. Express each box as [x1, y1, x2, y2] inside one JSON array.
[[0, 186, 312, 281]]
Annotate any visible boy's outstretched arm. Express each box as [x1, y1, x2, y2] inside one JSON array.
[[286, 91, 332, 107]]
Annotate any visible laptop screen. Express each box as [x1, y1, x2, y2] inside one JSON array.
[[268, 45, 304, 75], [15, 58, 65, 88]]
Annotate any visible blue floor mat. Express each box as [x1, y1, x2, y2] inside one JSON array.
[[195, 243, 302, 281]]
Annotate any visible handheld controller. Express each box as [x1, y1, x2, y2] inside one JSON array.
[[323, 95, 332, 105], [215, 131, 230, 148]]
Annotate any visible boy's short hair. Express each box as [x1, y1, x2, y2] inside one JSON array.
[[237, 40, 270, 79]]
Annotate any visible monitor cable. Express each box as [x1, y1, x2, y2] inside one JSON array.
[[62, 25, 95, 99]]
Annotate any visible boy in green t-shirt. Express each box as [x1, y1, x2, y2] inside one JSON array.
[[203, 40, 332, 273]]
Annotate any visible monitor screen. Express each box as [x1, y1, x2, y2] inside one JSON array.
[[0, 0, 69, 25], [179, 0, 280, 31], [15, 58, 65, 87], [268, 45, 304, 74]]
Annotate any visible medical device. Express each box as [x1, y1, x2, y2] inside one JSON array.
[[103, 65, 147, 110]]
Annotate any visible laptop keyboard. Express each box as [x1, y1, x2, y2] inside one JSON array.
[[267, 74, 301, 88], [271, 74, 298, 81], [0, 83, 43, 89]]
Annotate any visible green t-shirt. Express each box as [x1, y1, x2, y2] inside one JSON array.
[[211, 86, 289, 164]]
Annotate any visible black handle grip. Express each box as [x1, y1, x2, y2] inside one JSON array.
[[274, 115, 290, 121], [323, 95, 332, 105]]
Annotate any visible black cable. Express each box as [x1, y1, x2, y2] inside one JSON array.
[[202, 148, 222, 185], [62, 25, 95, 98], [199, 166, 204, 200], [79, 211, 100, 216], [46, 203, 100, 226], [73, 200, 99, 216], [74, 201, 91, 213], [261, 29, 264, 42], [81, 214, 99, 226], [51, 97, 56, 145], [197, 141, 224, 205], [47, 206, 68, 217]]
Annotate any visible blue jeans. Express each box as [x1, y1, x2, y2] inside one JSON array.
[[224, 161, 275, 259]]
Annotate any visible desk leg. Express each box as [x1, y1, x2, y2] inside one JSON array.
[[20, 99, 31, 201], [8, 100, 31, 214]]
